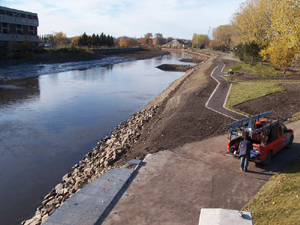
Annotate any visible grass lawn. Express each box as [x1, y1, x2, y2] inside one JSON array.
[[222, 61, 298, 82], [242, 156, 300, 225], [225, 83, 286, 114]]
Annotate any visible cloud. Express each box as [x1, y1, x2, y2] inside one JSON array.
[[2, 0, 244, 39]]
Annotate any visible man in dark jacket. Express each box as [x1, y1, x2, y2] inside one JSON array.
[[239, 131, 253, 172]]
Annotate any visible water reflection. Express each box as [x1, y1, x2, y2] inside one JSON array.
[[0, 77, 40, 106]]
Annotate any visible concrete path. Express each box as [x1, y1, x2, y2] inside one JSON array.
[[103, 120, 300, 225], [206, 58, 244, 121], [43, 160, 142, 225]]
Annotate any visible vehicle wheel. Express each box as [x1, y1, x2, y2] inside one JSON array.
[[263, 151, 272, 165], [286, 135, 294, 148]]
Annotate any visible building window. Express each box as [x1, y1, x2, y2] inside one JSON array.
[[6, 11, 13, 16], [29, 26, 35, 35], [17, 24, 23, 34], [2, 23, 9, 34], [0, 9, 5, 15]]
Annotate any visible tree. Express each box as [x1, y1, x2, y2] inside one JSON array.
[[119, 37, 132, 47], [231, 0, 272, 45], [81, 32, 88, 46], [192, 33, 209, 48], [143, 33, 153, 45], [70, 36, 80, 46], [153, 33, 164, 45], [91, 33, 97, 48], [8, 40, 18, 52], [213, 25, 235, 52], [262, 0, 300, 73], [263, 38, 296, 73], [166, 37, 173, 43], [54, 31, 68, 45], [20, 40, 31, 49], [235, 41, 262, 65]]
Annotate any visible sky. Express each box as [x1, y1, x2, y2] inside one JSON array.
[[1, 0, 244, 39]]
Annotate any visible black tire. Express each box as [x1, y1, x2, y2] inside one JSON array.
[[263, 151, 272, 165], [286, 135, 294, 148]]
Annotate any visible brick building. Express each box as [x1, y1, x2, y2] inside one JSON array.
[[0, 6, 39, 46]]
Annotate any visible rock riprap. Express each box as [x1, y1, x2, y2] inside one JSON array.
[[22, 105, 159, 225]]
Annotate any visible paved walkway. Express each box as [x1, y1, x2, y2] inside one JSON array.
[[206, 58, 244, 121], [43, 160, 142, 225], [103, 120, 300, 224]]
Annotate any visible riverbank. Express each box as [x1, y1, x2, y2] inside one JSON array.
[[0, 47, 169, 67], [22, 49, 300, 225], [22, 50, 220, 225]]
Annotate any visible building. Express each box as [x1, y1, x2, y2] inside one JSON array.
[[164, 39, 187, 48], [0, 6, 39, 46]]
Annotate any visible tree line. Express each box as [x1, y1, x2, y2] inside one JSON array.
[[76, 32, 114, 48], [211, 0, 299, 73]]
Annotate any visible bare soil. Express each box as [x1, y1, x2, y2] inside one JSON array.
[[236, 83, 300, 119], [114, 58, 233, 166], [114, 54, 300, 166], [221, 58, 300, 119]]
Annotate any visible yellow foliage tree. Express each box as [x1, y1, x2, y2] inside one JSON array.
[[213, 25, 235, 52], [119, 37, 132, 47], [262, 0, 300, 72], [232, 0, 272, 45], [192, 34, 209, 48], [54, 31, 68, 45], [70, 36, 80, 46]]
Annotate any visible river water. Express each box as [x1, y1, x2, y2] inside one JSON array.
[[0, 52, 192, 225]]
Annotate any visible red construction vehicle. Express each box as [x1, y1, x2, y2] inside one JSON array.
[[225, 112, 294, 165]]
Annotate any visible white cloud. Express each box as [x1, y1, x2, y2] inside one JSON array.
[[2, 0, 244, 39]]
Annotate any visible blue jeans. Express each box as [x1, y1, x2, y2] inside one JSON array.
[[240, 155, 249, 171]]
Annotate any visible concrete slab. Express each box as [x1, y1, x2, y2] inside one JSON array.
[[43, 160, 141, 225], [199, 208, 253, 225]]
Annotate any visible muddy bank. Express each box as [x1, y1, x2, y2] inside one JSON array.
[[156, 64, 196, 72], [0, 48, 168, 68], [22, 50, 216, 225]]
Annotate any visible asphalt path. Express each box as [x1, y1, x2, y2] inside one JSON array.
[[206, 58, 245, 121], [103, 121, 300, 225]]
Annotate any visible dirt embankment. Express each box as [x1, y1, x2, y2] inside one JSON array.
[[23, 50, 232, 225]]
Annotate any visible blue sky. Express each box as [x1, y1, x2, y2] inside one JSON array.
[[1, 0, 244, 39]]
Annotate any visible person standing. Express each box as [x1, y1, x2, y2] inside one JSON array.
[[239, 131, 253, 172]]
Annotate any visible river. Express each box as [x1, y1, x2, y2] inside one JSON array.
[[0, 52, 193, 225]]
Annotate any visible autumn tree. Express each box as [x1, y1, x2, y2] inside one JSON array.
[[70, 36, 80, 46], [143, 33, 153, 45], [232, 0, 272, 45], [153, 33, 164, 45], [262, 0, 300, 73], [232, 0, 300, 72], [192, 33, 209, 48], [54, 31, 68, 45], [119, 37, 132, 47], [166, 37, 173, 43], [213, 25, 235, 52]]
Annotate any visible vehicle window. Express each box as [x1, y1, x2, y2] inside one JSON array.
[[269, 125, 279, 142], [279, 125, 283, 136], [282, 124, 288, 133]]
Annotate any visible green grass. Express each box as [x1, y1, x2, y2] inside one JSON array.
[[225, 83, 286, 114], [242, 156, 300, 225], [223, 63, 297, 80]]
